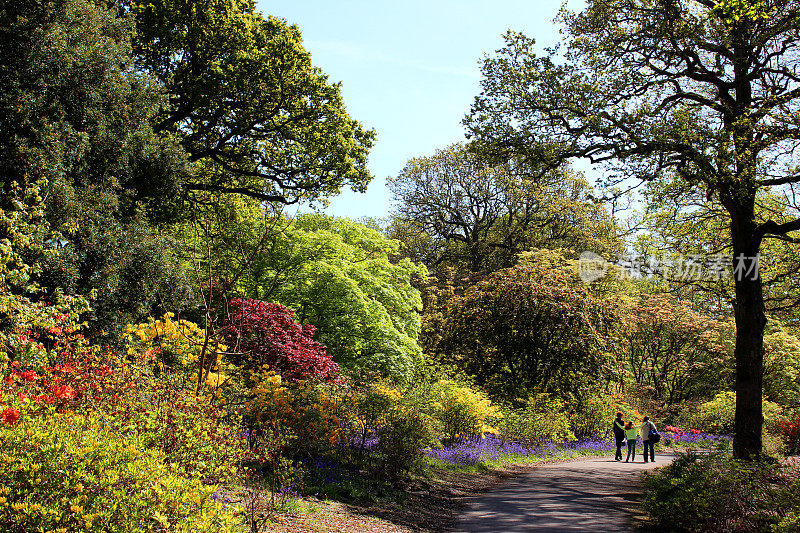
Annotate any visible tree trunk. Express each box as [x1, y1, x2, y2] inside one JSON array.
[[729, 208, 766, 460]]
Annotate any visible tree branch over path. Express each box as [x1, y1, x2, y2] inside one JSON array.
[[465, 0, 800, 460]]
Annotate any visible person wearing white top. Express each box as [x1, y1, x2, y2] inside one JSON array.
[[640, 416, 657, 463]]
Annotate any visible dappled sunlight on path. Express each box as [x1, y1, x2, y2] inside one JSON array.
[[453, 454, 671, 532]]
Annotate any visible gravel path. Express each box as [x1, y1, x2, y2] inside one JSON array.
[[452, 453, 671, 532]]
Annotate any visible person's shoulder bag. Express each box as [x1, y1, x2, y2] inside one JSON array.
[[647, 423, 661, 443]]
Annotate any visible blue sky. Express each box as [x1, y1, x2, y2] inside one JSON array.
[[259, 1, 584, 219]]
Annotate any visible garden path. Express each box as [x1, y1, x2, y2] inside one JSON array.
[[452, 453, 671, 532]]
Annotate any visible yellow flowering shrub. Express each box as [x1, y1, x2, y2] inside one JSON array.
[[372, 381, 439, 480], [247, 369, 294, 427], [0, 410, 236, 533], [123, 313, 230, 401], [432, 380, 502, 440]]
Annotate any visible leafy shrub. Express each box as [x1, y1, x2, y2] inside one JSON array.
[[431, 379, 502, 441], [780, 411, 800, 455], [339, 378, 398, 451], [500, 394, 575, 445], [222, 298, 339, 381], [376, 406, 438, 482], [1, 348, 121, 415], [567, 390, 641, 438], [622, 293, 729, 405], [773, 475, 800, 533], [764, 320, 800, 407], [2, 336, 246, 485], [112, 385, 247, 484], [245, 370, 343, 458], [0, 179, 92, 373], [0, 410, 236, 533], [334, 378, 438, 482], [689, 391, 784, 435], [643, 452, 797, 532], [124, 313, 231, 401]]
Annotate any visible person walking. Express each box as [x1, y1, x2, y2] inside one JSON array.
[[612, 412, 626, 461], [641, 416, 658, 463], [624, 422, 638, 462]]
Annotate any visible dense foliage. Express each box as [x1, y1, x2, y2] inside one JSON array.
[[433, 250, 619, 399], [248, 215, 427, 380], [623, 294, 729, 405], [129, 0, 375, 206], [466, 0, 800, 459], [643, 452, 800, 532], [0, 0, 192, 336], [5, 0, 800, 529], [0, 412, 238, 533], [223, 298, 338, 382], [0, 0, 377, 341], [388, 143, 620, 276]]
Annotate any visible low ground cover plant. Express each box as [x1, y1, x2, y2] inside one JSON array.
[[424, 434, 616, 467], [642, 451, 800, 532]]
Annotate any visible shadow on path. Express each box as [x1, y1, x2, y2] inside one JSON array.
[[452, 454, 671, 532]]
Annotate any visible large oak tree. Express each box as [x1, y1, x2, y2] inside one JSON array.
[[388, 143, 621, 276], [466, 0, 800, 459], [127, 0, 375, 206]]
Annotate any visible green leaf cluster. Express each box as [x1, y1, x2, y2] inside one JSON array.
[[250, 215, 427, 381], [434, 249, 620, 399], [130, 0, 375, 206]]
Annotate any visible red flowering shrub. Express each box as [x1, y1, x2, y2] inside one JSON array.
[[1, 406, 20, 424], [222, 298, 339, 381], [5, 352, 116, 400], [0, 299, 125, 419], [780, 412, 800, 455], [0, 320, 124, 423], [0, 352, 122, 421]]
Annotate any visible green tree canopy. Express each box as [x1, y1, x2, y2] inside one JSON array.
[[433, 249, 619, 400], [128, 0, 376, 206], [0, 0, 192, 338], [622, 293, 729, 406], [242, 215, 427, 381], [1, 0, 377, 338], [388, 144, 621, 276], [465, 0, 800, 459], [0, 0, 187, 212], [635, 182, 800, 321]]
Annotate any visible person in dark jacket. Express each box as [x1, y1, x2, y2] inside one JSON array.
[[612, 412, 625, 461]]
